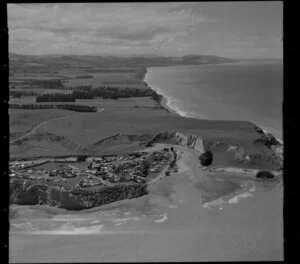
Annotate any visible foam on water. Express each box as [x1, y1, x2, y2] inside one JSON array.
[[166, 96, 208, 119], [112, 217, 140, 223], [25, 225, 105, 235], [228, 192, 253, 204], [52, 215, 91, 222], [154, 213, 168, 223], [203, 198, 226, 209], [145, 71, 208, 119], [249, 186, 256, 192]]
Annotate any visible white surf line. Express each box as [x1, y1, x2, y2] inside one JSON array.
[[25, 225, 105, 235], [154, 213, 168, 223], [210, 167, 259, 174], [203, 198, 227, 209], [228, 191, 253, 204], [52, 216, 92, 222], [112, 217, 140, 223], [208, 167, 282, 178], [203, 183, 257, 209]]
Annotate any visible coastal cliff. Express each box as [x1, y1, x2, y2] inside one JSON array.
[[10, 178, 148, 210], [149, 131, 205, 153], [148, 129, 283, 170]]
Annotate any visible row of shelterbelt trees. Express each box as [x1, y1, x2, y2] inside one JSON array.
[[34, 86, 159, 102], [22, 79, 65, 89], [72, 86, 158, 100], [10, 91, 38, 98], [36, 93, 75, 102], [9, 103, 97, 112]]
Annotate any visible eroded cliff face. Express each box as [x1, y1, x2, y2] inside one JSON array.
[[10, 178, 148, 210], [148, 129, 283, 170], [150, 131, 205, 153]]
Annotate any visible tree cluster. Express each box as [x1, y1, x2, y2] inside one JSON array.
[[199, 151, 213, 166], [255, 171, 275, 179], [70, 86, 157, 100], [35, 86, 161, 102], [24, 79, 64, 89], [36, 93, 75, 102], [10, 91, 37, 98], [77, 155, 87, 162]]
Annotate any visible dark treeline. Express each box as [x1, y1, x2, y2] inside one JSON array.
[[10, 90, 38, 98], [32, 86, 163, 104], [9, 103, 97, 112], [74, 75, 94, 79], [36, 93, 75, 102], [23, 79, 65, 89], [73, 86, 158, 100]]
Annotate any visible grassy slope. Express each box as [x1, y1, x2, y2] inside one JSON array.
[[9, 108, 75, 139], [37, 108, 258, 145], [9, 54, 278, 170], [10, 107, 264, 159]]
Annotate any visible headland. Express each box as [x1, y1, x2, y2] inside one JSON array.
[[9, 53, 283, 210]]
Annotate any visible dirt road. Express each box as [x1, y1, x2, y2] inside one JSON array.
[[10, 108, 105, 145]]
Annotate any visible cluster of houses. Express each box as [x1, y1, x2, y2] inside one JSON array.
[[9, 149, 173, 188], [89, 150, 171, 184], [76, 176, 103, 188]]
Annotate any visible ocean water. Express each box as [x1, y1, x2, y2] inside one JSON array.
[[145, 61, 283, 140]]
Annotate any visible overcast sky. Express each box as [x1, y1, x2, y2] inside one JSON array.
[[8, 2, 283, 58]]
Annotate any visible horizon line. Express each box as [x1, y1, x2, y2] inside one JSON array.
[[9, 52, 283, 60]]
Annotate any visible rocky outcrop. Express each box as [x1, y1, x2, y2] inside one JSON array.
[[148, 130, 282, 170], [254, 126, 282, 148], [10, 178, 148, 210]]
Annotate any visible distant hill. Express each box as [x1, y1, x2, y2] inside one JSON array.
[[238, 58, 283, 63], [9, 53, 240, 69]]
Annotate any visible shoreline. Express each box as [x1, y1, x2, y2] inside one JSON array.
[[144, 67, 283, 143], [144, 68, 188, 117]]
